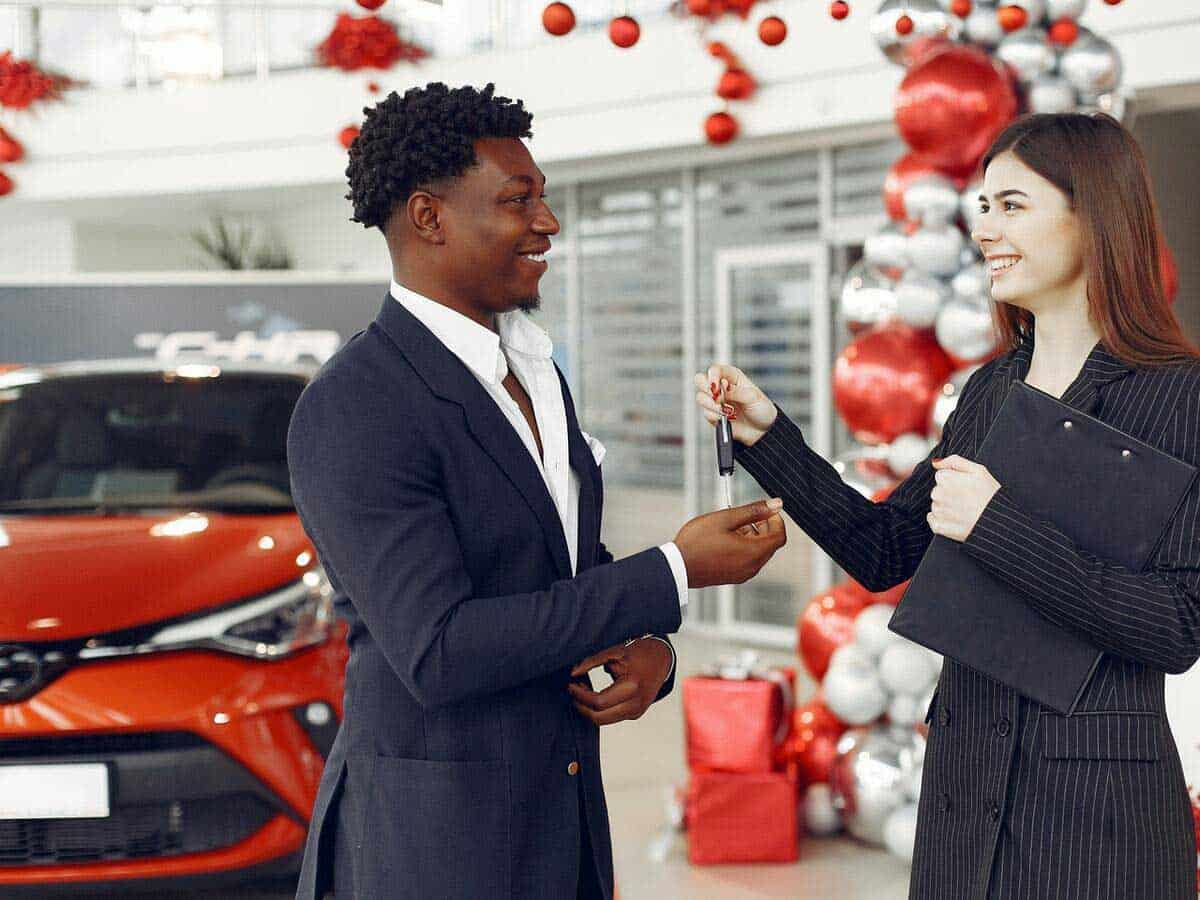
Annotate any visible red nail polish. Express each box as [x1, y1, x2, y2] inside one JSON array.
[[721, 404, 735, 416]]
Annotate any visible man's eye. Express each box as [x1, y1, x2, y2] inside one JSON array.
[[510, 195, 529, 204]]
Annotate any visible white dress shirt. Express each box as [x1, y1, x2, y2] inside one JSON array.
[[391, 282, 687, 673]]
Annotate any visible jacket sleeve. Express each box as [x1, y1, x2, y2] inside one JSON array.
[[287, 375, 683, 709], [734, 365, 992, 593], [961, 389, 1200, 674]]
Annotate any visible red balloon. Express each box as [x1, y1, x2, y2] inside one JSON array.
[[687, 0, 713, 15], [759, 15, 787, 46], [833, 325, 955, 444], [997, 5, 1027, 32], [704, 111, 738, 144], [895, 14, 914, 35], [1160, 238, 1179, 305], [797, 582, 867, 681], [338, 125, 360, 149], [894, 44, 1019, 178], [609, 15, 640, 48], [868, 578, 911, 606], [794, 731, 840, 786], [830, 0, 850, 21], [716, 69, 756, 101], [0, 171, 13, 197], [793, 695, 847, 741], [883, 151, 966, 223], [542, 2, 576, 36], [0, 128, 23, 164], [1048, 18, 1079, 47], [950, 0, 972, 16], [355, 0, 387, 10]]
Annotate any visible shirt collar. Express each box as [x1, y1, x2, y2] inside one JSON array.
[[390, 280, 553, 385]]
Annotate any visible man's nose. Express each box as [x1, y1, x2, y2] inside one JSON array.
[[534, 207, 560, 235]]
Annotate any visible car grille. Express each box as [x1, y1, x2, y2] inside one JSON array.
[[0, 794, 275, 865]]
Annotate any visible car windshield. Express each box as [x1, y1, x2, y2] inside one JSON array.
[[0, 371, 303, 513]]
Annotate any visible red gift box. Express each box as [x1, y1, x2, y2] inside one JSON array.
[[685, 768, 800, 864], [684, 665, 795, 774]]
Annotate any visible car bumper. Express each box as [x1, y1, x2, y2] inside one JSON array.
[[0, 627, 346, 887]]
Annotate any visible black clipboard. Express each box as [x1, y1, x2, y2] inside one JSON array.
[[888, 380, 1198, 714]]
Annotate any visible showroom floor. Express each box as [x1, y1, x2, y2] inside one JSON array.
[[89, 633, 911, 900]]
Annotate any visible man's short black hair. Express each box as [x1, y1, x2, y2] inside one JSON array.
[[345, 81, 534, 230]]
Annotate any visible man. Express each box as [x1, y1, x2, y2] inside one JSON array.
[[288, 82, 786, 900]]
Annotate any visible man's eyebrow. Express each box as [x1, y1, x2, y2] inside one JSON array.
[[979, 189, 1031, 201], [502, 174, 547, 188]]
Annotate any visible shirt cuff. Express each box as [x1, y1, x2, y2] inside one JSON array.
[[658, 542, 690, 609]]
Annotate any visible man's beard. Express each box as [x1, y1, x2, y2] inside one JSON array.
[[516, 294, 541, 314]]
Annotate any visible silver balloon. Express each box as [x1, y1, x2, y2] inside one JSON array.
[[1045, 0, 1087, 19], [1028, 73, 1078, 113], [907, 224, 964, 278], [885, 432, 932, 478], [959, 180, 983, 233], [960, 243, 984, 268], [964, 3, 1003, 47], [903, 175, 961, 226], [1059, 27, 1123, 98], [824, 659, 889, 726], [951, 262, 988, 299], [804, 784, 843, 837], [1079, 88, 1135, 126], [936, 293, 997, 362], [887, 693, 923, 728], [833, 447, 895, 498], [863, 222, 910, 273], [929, 364, 980, 439], [831, 725, 926, 846], [884, 803, 920, 863], [995, 28, 1056, 84], [870, 0, 963, 67], [896, 270, 950, 328], [841, 260, 899, 331]]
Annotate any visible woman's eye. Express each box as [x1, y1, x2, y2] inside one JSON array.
[[1004, 201, 1020, 212]]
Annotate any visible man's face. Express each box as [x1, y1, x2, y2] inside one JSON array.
[[437, 137, 560, 315]]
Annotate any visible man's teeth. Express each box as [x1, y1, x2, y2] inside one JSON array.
[[522, 252, 545, 262], [990, 256, 1020, 273]]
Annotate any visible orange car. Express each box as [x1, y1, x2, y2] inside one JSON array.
[[0, 358, 348, 893]]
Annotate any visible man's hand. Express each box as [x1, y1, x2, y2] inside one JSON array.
[[674, 499, 787, 589], [928, 455, 1001, 542], [567, 639, 673, 727]]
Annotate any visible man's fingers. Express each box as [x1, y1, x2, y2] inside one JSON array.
[[568, 679, 639, 711], [721, 498, 783, 530], [573, 698, 645, 726], [570, 645, 623, 677]]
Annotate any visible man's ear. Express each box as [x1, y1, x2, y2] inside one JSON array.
[[407, 190, 445, 245]]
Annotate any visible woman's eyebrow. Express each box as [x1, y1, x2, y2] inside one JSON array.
[[979, 189, 1031, 202]]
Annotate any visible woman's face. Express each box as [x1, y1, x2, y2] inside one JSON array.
[[971, 150, 1086, 313]]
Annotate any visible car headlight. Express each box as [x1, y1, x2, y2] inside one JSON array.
[[144, 568, 335, 659]]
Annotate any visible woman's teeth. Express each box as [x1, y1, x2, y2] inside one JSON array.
[[989, 256, 1020, 275]]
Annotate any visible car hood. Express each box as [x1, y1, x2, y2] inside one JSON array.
[[0, 512, 315, 641]]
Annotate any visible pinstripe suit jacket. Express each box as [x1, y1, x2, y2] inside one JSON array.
[[736, 332, 1200, 900]]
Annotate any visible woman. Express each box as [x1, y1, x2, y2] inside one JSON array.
[[696, 112, 1200, 900]]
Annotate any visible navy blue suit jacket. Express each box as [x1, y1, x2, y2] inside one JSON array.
[[288, 296, 683, 900]]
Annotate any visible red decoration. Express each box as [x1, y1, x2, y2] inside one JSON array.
[[884, 151, 966, 223], [1048, 18, 1080, 46], [366, 80, 380, 93], [895, 14, 914, 35], [317, 14, 427, 71], [997, 5, 1028, 32], [0, 171, 12, 197], [705, 111, 739, 144], [0, 52, 70, 110], [717, 69, 756, 101], [1102, 0, 1123, 4], [684, 673, 792, 774], [707, 41, 735, 62], [355, 0, 387, 10], [867, 578, 911, 607], [0, 128, 24, 164], [338, 125, 360, 149], [798, 582, 867, 680], [894, 44, 1019, 177], [950, 0, 972, 16], [793, 731, 840, 786], [792, 695, 847, 742], [609, 15, 640, 48], [758, 15, 787, 45], [833, 325, 955, 444], [687, 0, 714, 15], [686, 769, 800, 864], [542, 2, 576, 36], [830, 0, 850, 20]]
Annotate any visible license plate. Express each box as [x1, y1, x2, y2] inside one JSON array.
[[0, 764, 110, 819]]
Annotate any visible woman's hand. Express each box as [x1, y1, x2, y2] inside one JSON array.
[[928, 455, 1001, 542], [693, 364, 778, 447]]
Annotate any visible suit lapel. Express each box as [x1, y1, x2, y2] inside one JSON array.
[[560, 372, 598, 572], [373, 295, 573, 579], [993, 331, 1135, 418]]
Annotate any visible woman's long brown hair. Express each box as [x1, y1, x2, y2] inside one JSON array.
[[980, 112, 1199, 367]]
